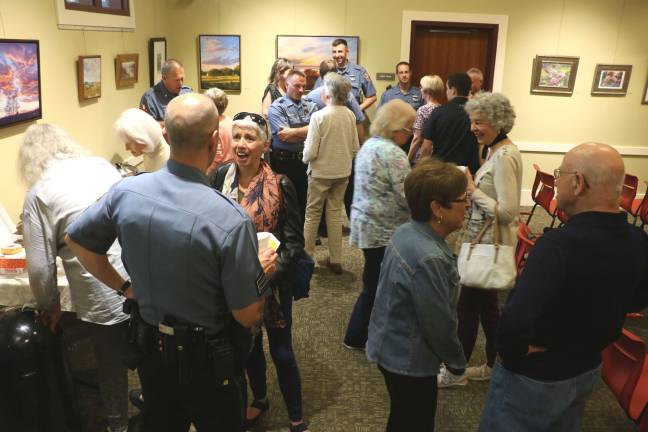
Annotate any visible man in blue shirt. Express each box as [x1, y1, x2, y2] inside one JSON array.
[[379, 61, 423, 110], [66, 93, 274, 431], [268, 70, 318, 219], [139, 59, 192, 122]]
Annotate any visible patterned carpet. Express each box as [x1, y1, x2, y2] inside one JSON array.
[[67, 208, 646, 431]]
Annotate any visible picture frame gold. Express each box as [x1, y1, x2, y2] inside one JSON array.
[[115, 53, 138, 88], [77, 55, 101, 101], [530, 55, 579, 96], [591, 64, 632, 96]]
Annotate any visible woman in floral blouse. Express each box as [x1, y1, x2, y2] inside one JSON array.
[[343, 99, 416, 350], [407, 74, 445, 163]]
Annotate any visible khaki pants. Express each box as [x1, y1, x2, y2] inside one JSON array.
[[304, 175, 349, 264]]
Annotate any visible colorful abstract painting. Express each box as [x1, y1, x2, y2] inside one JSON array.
[[0, 39, 42, 127]]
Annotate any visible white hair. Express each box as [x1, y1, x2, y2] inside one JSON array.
[[232, 116, 269, 143], [19, 124, 88, 187], [114, 108, 165, 153], [323, 72, 351, 105], [464, 92, 516, 134]]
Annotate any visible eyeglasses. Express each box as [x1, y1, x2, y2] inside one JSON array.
[[233, 112, 269, 137], [554, 168, 590, 188], [233, 112, 267, 127]]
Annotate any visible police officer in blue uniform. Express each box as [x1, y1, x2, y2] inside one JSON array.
[[379, 61, 423, 110], [314, 38, 377, 113], [267, 70, 318, 220], [65, 93, 275, 432], [139, 59, 192, 122]]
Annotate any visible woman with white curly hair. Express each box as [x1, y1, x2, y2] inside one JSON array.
[[19, 123, 130, 432], [115, 107, 170, 172], [437, 92, 523, 389]]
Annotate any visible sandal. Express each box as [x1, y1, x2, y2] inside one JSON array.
[[289, 422, 310, 432], [242, 399, 269, 429]]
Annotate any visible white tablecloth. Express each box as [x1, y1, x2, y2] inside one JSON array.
[[0, 271, 72, 311]]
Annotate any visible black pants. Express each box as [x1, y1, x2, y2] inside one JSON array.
[[270, 152, 307, 221], [379, 365, 438, 432], [138, 347, 244, 431], [344, 246, 386, 347], [456, 286, 500, 367]]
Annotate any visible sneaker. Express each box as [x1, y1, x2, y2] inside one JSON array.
[[342, 341, 365, 351], [437, 366, 468, 388], [465, 363, 492, 381]]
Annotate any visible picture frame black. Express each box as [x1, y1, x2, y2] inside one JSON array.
[[0, 39, 42, 128], [148, 37, 166, 87]]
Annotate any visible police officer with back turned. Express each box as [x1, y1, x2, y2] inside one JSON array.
[[65, 93, 275, 432]]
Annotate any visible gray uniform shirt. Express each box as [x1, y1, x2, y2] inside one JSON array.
[[67, 160, 267, 334]]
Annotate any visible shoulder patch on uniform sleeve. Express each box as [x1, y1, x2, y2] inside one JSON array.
[[364, 71, 372, 82], [256, 270, 269, 296]]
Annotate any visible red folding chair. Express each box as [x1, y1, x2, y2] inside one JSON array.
[[515, 222, 538, 278], [621, 174, 639, 214], [526, 164, 561, 228], [631, 180, 648, 227], [602, 329, 648, 427]]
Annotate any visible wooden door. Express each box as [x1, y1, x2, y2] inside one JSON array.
[[409, 21, 498, 98]]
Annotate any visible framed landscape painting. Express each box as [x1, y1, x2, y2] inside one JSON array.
[[115, 53, 138, 88], [530, 55, 579, 96], [198, 35, 241, 91], [77, 55, 101, 101], [149, 37, 166, 86], [0, 39, 42, 128], [276, 35, 359, 90], [591, 64, 632, 96]]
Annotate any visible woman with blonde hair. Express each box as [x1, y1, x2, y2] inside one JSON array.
[[343, 99, 416, 350], [261, 57, 293, 117], [204, 87, 235, 175], [114, 107, 170, 172], [408, 74, 444, 162]]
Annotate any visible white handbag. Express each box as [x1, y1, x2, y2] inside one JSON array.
[[457, 207, 516, 290]]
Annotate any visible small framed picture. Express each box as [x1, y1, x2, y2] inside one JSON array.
[[591, 64, 632, 96], [0, 39, 42, 128], [115, 53, 138, 88], [643, 74, 648, 105], [77, 55, 101, 101], [530, 55, 579, 96], [198, 35, 241, 91], [149, 37, 166, 86]]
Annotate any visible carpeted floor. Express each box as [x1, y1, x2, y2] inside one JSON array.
[[67, 208, 647, 431]]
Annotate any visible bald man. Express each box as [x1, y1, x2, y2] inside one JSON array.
[[479, 143, 648, 431], [66, 93, 273, 431]]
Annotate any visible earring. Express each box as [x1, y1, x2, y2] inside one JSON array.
[[437, 215, 443, 224]]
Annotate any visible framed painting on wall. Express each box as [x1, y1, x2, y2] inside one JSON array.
[[77, 55, 101, 101], [276, 35, 359, 90], [530, 55, 579, 96], [115, 53, 138, 88], [643, 74, 648, 105], [591, 64, 632, 96], [198, 35, 241, 91], [0, 39, 42, 128], [148, 37, 166, 86]]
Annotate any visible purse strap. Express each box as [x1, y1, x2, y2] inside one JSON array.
[[470, 203, 503, 246]]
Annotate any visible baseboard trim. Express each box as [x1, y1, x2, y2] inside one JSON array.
[[521, 191, 645, 207], [517, 141, 648, 157]]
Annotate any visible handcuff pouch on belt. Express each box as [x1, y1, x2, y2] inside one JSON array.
[[122, 299, 157, 370]]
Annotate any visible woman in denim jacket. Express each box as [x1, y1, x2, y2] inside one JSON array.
[[367, 158, 469, 431]]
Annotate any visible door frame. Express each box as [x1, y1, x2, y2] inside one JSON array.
[[400, 11, 508, 92]]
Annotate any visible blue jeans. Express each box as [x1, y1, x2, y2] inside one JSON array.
[[344, 247, 386, 348], [246, 292, 303, 422], [479, 362, 601, 432]]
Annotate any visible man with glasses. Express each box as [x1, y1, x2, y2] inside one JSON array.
[[480, 143, 648, 431], [268, 70, 318, 218]]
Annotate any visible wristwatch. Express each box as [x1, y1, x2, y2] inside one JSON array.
[[117, 280, 131, 296]]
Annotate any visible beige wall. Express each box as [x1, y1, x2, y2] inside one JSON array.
[[1, 0, 647, 220], [0, 0, 166, 221]]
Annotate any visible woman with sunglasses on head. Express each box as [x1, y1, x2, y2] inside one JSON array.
[[437, 92, 522, 388], [210, 112, 310, 432]]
